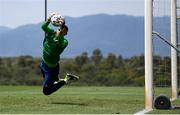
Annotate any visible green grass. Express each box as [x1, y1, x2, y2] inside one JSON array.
[[0, 86, 144, 114], [0, 86, 180, 114], [148, 101, 180, 114], [147, 87, 180, 114]]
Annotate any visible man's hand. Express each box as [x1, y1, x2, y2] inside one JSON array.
[[47, 13, 56, 22]]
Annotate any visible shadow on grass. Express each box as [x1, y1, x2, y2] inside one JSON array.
[[51, 102, 88, 106], [173, 106, 180, 109]]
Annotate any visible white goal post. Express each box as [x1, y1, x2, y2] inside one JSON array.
[[144, 0, 178, 110], [171, 0, 178, 101]]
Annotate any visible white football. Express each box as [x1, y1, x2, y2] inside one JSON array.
[[51, 14, 65, 27]]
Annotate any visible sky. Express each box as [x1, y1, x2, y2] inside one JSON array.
[[0, 0, 145, 28]]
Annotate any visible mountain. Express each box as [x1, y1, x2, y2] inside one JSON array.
[[0, 26, 11, 34], [1, 14, 145, 57]]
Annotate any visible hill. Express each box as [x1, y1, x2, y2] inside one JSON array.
[[0, 26, 11, 34], [0, 14, 145, 57]]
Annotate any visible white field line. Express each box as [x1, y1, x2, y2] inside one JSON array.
[[134, 109, 153, 115]]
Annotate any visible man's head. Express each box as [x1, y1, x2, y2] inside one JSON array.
[[59, 25, 68, 36]]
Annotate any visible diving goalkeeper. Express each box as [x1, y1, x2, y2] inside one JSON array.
[[40, 14, 79, 95]]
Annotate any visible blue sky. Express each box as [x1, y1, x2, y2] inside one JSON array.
[[0, 0, 145, 28]]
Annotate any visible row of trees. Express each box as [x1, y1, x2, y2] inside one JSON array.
[[0, 49, 171, 86]]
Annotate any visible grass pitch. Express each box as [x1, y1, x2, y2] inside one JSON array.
[[0, 86, 144, 114], [1, 86, 180, 114]]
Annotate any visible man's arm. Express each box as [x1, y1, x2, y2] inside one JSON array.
[[41, 15, 55, 34]]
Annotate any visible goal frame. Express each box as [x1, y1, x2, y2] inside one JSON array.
[[144, 0, 178, 110]]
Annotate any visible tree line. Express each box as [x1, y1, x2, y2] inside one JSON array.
[[0, 49, 172, 86]]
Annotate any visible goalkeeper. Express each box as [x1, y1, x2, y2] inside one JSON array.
[[40, 14, 79, 95]]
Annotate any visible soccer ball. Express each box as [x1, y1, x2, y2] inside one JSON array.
[[51, 14, 65, 27]]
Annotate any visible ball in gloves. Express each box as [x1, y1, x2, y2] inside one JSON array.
[[51, 14, 65, 27]]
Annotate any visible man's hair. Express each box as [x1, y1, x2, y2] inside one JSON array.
[[61, 24, 68, 32]]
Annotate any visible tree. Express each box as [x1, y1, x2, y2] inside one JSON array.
[[75, 52, 89, 69], [91, 49, 103, 66], [106, 53, 117, 70]]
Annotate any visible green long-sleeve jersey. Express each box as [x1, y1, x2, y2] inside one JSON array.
[[41, 21, 68, 68]]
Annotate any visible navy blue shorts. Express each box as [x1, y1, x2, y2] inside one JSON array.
[[39, 61, 60, 87]]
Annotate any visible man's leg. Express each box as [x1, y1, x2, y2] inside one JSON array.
[[39, 61, 63, 95], [40, 61, 79, 95], [43, 73, 79, 95], [41, 62, 66, 95], [43, 79, 66, 95]]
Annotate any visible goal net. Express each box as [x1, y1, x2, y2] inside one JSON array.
[[152, 0, 171, 96]]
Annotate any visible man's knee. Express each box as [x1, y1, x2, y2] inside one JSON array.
[[43, 86, 52, 95]]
